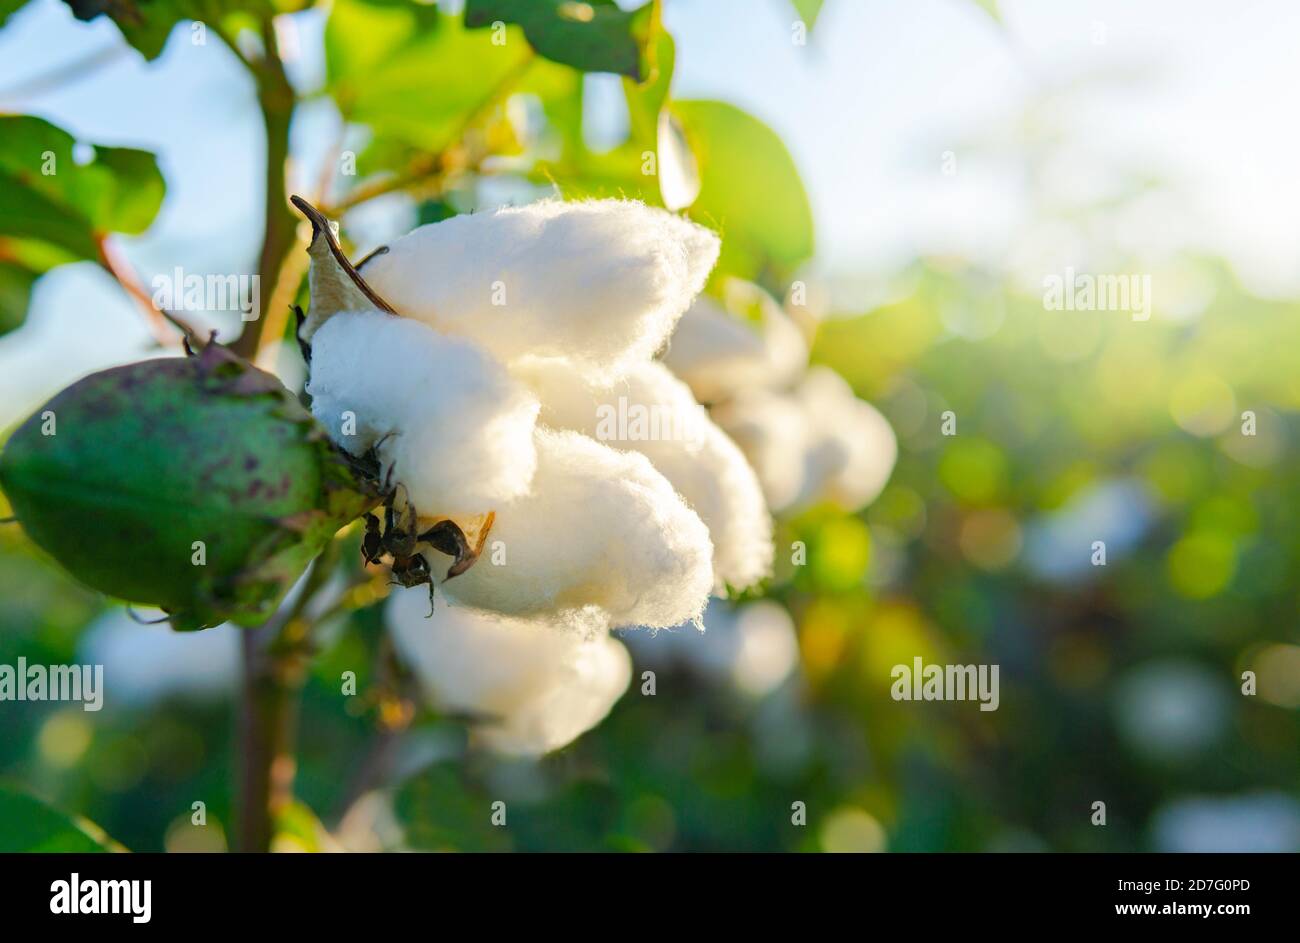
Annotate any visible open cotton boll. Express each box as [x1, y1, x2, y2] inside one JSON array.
[[442, 428, 714, 629], [712, 389, 811, 512], [386, 591, 630, 756], [306, 310, 539, 517], [513, 358, 772, 592], [661, 292, 808, 405], [358, 199, 720, 381], [793, 367, 897, 511]]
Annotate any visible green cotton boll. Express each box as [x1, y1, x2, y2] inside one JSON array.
[[0, 343, 377, 631]]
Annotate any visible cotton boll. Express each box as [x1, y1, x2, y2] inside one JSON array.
[[441, 429, 713, 629], [359, 199, 720, 381], [712, 389, 810, 512], [306, 310, 539, 516], [513, 359, 772, 592], [793, 367, 897, 512], [386, 590, 630, 756], [661, 292, 808, 405]]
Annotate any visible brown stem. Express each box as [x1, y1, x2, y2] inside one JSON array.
[[235, 539, 340, 852], [236, 625, 302, 852], [230, 20, 298, 361], [95, 236, 184, 348]]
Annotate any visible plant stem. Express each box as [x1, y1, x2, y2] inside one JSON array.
[[235, 539, 341, 852], [230, 19, 299, 361]]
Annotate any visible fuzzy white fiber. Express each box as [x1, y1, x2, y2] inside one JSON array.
[[661, 292, 807, 404], [386, 590, 630, 756], [711, 389, 812, 512], [513, 358, 773, 592], [306, 310, 540, 517], [794, 367, 897, 511], [442, 428, 714, 629], [358, 199, 720, 381]]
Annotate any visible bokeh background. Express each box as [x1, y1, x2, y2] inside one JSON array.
[[1, 0, 1298, 851]]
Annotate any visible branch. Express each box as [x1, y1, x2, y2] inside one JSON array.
[[235, 537, 342, 852], [229, 19, 300, 361], [95, 236, 188, 348]]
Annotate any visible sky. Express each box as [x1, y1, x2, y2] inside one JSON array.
[[1, 0, 1298, 423]]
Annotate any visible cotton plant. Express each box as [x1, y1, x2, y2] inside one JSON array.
[[296, 195, 779, 755], [663, 281, 898, 515]]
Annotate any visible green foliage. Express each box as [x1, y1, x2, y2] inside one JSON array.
[[61, 0, 273, 60], [327, 0, 532, 154], [0, 784, 122, 851], [674, 100, 814, 283], [790, 0, 824, 31], [0, 115, 164, 334], [465, 0, 657, 80]]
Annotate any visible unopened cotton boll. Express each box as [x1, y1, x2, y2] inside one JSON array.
[[386, 590, 630, 756], [793, 367, 897, 512], [305, 310, 539, 517], [711, 389, 811, 512], [513, 358, 772, 592], [442, 428, 714, 629], [358, 199, 720, 381], [661, 292, 808, 405]]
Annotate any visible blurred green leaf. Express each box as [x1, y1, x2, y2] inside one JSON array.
[[673, 100, 813, 282], [790, 0, 823, 31], [0, 0, 31, 29], [61, 0, 272, 60], [327, 1, 532, 154], [0, 784, 123, 852], [972, 0, 1002, 25], [0, 115, 164, 334], [465, 0, 657, 80]]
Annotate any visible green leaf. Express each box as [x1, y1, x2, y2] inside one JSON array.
[[0, 115, 164, 334], [61, 0, 273, 61], [972, 0, 1002, 24], [1, 0, 32, 29], [790, 0, 823, 31], [327, 2, 533, 154], [465, 0, 657, 80], [672, 100, 813, 282], [0, 260, 40, 335], [0, 784, 124, 852]]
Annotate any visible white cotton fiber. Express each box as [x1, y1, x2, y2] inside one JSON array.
[[442, 428, 714, 629], [793, 367, 897, 511], [358, 199, 720, 381], [386, 591, 630, 756], [661, 291, 807, 405], [711, 389, 811, 513], [513, 358, 773, 592], [305, 310, 539, 517]]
